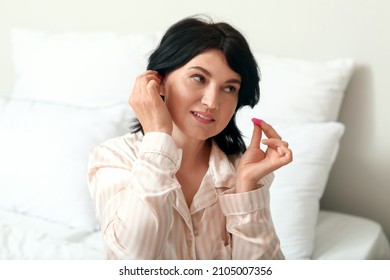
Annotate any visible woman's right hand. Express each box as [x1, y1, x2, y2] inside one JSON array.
[[129, 70, 173, 135]]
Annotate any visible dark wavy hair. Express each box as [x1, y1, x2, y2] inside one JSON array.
[[131, 16, 260, 155]]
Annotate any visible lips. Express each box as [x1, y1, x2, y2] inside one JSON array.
[[191, 111, 215, 123]]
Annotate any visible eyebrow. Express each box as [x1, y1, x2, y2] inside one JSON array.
[[188, 66, 241, 84]]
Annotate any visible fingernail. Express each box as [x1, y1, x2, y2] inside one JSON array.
[[251, 118, 263, 126]]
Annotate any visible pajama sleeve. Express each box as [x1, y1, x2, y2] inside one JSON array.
[[88, 132, 182, 259], [218, 173, 285, 259]]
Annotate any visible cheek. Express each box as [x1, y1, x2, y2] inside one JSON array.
[[223, 97, 238, 118], [215, 100, 237, 133], [164, 86, 192, 116]]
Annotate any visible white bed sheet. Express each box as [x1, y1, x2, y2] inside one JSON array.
[[1, 208, 389, 260], [0, 209, 104, 259], [312, 210, 390, 260]]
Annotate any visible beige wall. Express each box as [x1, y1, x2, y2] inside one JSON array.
[[1, 0, 389, 238]]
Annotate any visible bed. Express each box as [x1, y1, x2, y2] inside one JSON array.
[[313, 211, 390, 260], [1, 208, 388, 260], [0, 28, 389, 260]]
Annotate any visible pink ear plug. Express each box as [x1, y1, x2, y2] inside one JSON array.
[[251, 118, 263, 126], [156, 73, 164, 82]]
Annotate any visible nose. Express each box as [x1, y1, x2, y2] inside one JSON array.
[[201, 86, 219, 110]]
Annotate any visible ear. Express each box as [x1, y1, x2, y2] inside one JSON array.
[[159, 82, 166, 96]]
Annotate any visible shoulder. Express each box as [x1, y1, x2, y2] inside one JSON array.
[[88, 132, 143, 168]]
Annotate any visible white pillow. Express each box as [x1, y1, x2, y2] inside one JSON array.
[[0, 98, 134, 230], [238, 121, 344, 259], [11, 28, 158, 107], [11, 28, 354, 120], [237, 53, 354, 123]]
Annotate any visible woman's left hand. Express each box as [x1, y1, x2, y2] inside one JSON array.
[[236, 119, 293, 193]]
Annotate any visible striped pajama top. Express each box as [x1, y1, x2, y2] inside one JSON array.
[[87, 131, 284, 260]]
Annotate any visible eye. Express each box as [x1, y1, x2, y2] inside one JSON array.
[[191, 74, 206, 83], [223, 85, 237, 94]]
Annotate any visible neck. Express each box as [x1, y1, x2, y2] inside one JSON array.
[[171, 127, 211, 208], [172, 127, 211, 169]]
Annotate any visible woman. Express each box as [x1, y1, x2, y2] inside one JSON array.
[[88, 16, 292, 259]]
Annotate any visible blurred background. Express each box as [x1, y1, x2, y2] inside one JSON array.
[[0, 0, 389, 241]]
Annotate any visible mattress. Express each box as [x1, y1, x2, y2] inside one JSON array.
[[1, 208, 389, 259], [312, 210, 390, 260]]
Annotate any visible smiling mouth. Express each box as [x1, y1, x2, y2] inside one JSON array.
[[191, 111, 215, 123]]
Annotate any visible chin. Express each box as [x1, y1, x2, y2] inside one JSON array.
[[181, 127, 214, 141], [174, 120, 221, 141]]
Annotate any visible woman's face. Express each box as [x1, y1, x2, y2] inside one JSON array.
[[162, 49, 240, 141]]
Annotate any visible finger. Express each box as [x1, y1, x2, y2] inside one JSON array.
[[146, 79, 160, 96], [278, 145, 293, 163], [143, 70, 159, 76], [248, 121, 263, 149], [260, 121, 282, 140], [137, 70, 162, 84], [145, 73, 163, 85], [136, 70, 158, 81], [262, 138, 289, 149]]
